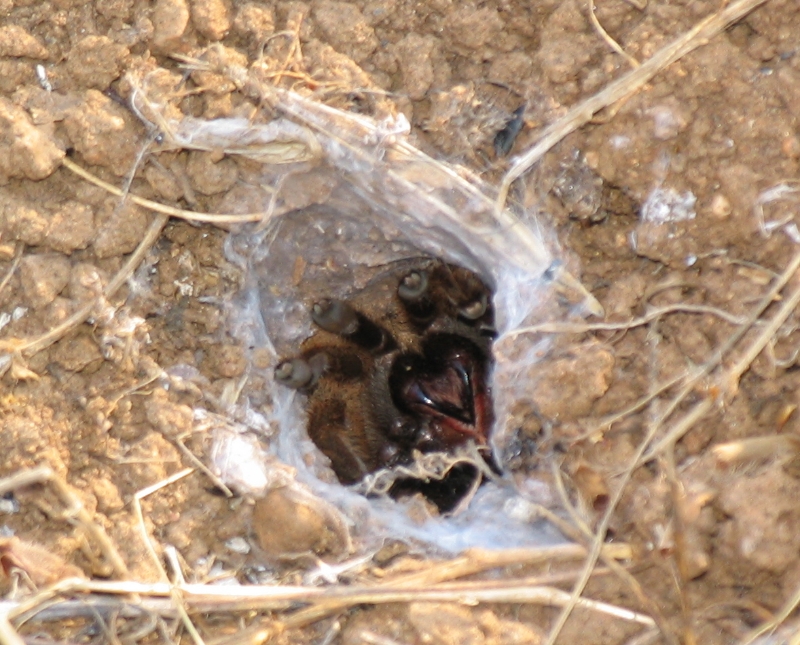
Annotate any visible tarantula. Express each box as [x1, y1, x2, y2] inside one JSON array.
[[274, 257, 497, 512]]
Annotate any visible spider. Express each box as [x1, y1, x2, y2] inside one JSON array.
[[274, 257, 497, 512]]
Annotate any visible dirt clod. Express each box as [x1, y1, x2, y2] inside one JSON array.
[[19, 253, 71, 309]]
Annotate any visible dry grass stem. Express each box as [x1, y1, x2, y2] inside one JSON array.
[[498, 0, 771, 210], [506, 303, 746, 339], [21, 576, 654, 627], [61, 158, 268, 224], [661, 448, 697, 645], [588, 0, 640, 68], [724, 275, 800, 391], [0, 608, 26, 645], [133, 468, 195, 582], [0, 466, 128, 581], [637, 398, 715, 466], [551, 464, 678, 645], [0, 243, 22, 297], [739, 577, 800, 645], [575, 248, 800, 444], [252, 543, 631, 630], [163, 547, 207, 645], [637, 248, 800, 465], [712, 434, 800, 466], [0, 212, 169, 359]]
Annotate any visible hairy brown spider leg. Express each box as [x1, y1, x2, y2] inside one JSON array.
[[307, 398, 373, 483], [312, 298, 394, 352]]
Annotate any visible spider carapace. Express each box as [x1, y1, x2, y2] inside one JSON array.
[[275, 257, 497, 511]]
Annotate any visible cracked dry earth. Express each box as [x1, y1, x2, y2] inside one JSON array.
[[3, 0, 800, 644]]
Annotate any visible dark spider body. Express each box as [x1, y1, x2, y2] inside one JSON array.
[[275, 257, 497, 511]]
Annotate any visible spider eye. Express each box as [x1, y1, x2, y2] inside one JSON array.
[[398, 270, 429, 301], [458, 293, 488, 320]]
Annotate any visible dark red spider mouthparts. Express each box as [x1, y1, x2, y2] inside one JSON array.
[[392, 334, 491, 445], [403, 357, 474, 426]]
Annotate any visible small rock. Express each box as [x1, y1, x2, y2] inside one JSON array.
[[0, 98, 64, 184], [393, 33, 436, 101], [93, 200, 151, 258], [42, 297, 76, 328], [152, 0, 190, 52], [313, 1, 378, 63], [529, 343, 615, 420], [252, 486, 350, 558], [19, 253, 71, 309], [444, 6, 503, 50], [190, 0, 231, 40], [68, 262, 107, 302], [89, 476, 125, 514], [1, 195, 48, 245], [0, 25, 49, 59], [63, 90, 140, 175], [51, 333, 103, 372], [45, 201, 95, 253], [709, 193, 732, 219], [65, 36, 130, 90], [145, 388, 195, 437], [185, 151, 238, 196], [233, 3, 275, 41], [212, 344, 247, 378], [782, 135, 800, 160]]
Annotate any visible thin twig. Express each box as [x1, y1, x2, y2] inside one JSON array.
[[0, 608, 26, 645], [132, 468, 195, 582], [0, 466, 129, 581], [0, 212, 169, 358], [575, 249, 800, 443], [0, 243, 22, 297], [276, 543, 631, 629], [724, 276, 800, 391], [588, 0, 640, 68], [661, 448, 698, 645], [27, 577, 654, 626], [739, 576, 800, 645], [551, 463, 678, 645], [61, 158, 267, 224], [503, 303, 746, 339], [637, 397, 715, 466]]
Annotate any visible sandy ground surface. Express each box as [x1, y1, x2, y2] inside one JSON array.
[[3, 0, 800, 643]]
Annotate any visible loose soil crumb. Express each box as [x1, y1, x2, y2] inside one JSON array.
[[2, 0, 800, 643]]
